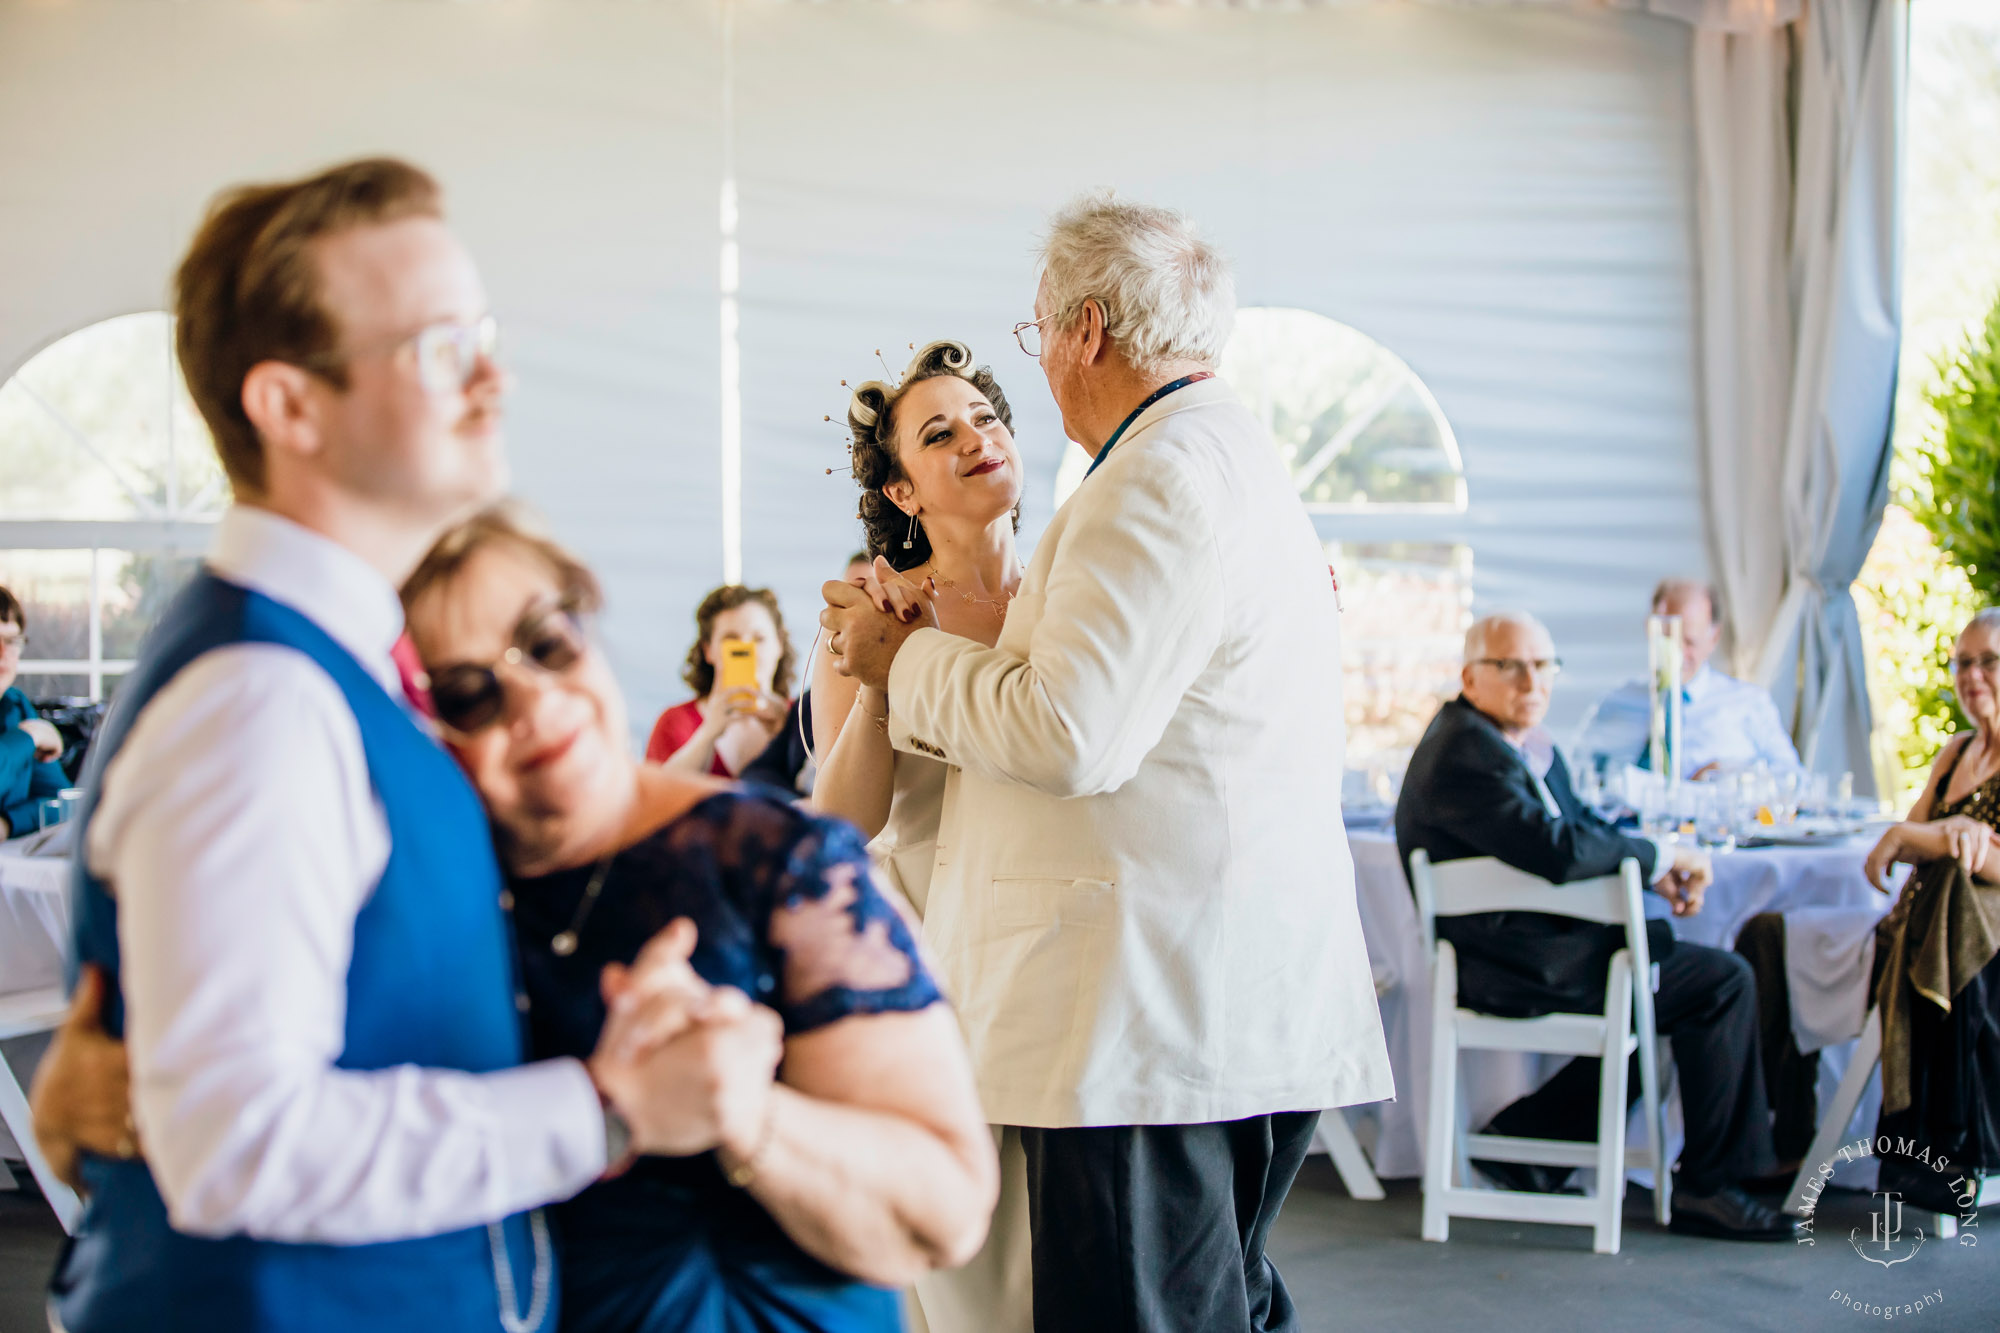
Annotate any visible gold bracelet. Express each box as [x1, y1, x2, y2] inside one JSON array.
[[723, 1097, 780, 1188], [863, 693, 890, 735]]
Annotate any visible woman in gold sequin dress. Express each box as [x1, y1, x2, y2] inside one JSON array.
[[1741, 610, 2000, 1214], [1856, 610, 2000, 1211]]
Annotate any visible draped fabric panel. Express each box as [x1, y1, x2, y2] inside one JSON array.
[[1773, 0, 1902, 787], [1690, 0, 1902, 792]]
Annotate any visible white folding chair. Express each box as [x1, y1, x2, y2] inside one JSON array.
[[1783, 1006, 2000, 1237], [1312, 1113, 1386, 1201], [1410, 851, 1670, 1254], [0, 985, 82, 1233]]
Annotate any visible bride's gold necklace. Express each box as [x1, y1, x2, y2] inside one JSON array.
[[921, 560, 1020, 614]]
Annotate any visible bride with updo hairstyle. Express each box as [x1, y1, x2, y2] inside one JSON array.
[[811, 340, 1033, 1333], [846, 340, 1023, 575]]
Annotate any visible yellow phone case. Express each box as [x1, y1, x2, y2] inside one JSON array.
[[718, 638, 759, 692]]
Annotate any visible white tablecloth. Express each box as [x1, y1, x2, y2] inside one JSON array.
[[0, 841, 69, 997], [1342, 825, 1892, 1180], [0, 841, 69, 1163]]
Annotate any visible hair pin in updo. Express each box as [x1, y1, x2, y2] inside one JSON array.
[[822, 413, 859, 475], [839, 339, 978, 441]]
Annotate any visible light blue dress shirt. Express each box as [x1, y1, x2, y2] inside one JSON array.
[[1574, 665, 1803, 779]]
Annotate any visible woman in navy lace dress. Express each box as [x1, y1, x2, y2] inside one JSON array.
[[396, 506, 998, 1331], [31, 504, 998, 1330]]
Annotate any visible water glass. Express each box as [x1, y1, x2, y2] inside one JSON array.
[[1772, 771, 1802, 825], [1576, 761, 1603, 812], [1629, 771, 1675, 837], [1694, 782, 1738, 854], [35, 796, 62, 830]]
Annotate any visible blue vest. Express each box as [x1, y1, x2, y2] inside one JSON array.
[[51, 572, 556, 1333]]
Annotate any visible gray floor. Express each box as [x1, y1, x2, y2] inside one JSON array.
[[2, 1158, 1994, 1331]]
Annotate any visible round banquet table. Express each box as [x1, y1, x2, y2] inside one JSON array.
[[1340, 823, 1893, 1181]]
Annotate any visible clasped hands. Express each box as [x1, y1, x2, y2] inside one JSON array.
[[27, 922, 785, 1192], [1864, 813, 2000, 893], [697, 686, 787, 738], [587, 918, 784, 1165], [819, 557, 939, 690], [1656, 845, 1712, 918]]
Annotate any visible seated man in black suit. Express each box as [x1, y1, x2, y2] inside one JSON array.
[[1395, 611, 1794, 1241]]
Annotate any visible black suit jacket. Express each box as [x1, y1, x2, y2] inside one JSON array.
[[1394, 695, 1671, 1017]]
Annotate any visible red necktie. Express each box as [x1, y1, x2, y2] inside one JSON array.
[[390, 631, 435, 718]]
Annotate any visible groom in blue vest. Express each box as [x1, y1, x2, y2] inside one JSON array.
[[47, 159, 687, 1332]]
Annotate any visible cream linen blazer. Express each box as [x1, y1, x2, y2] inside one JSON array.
[[886, 376, 1394, 1128]]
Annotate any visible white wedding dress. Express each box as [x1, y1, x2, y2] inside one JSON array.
[[869, 751, 1033, 1333]]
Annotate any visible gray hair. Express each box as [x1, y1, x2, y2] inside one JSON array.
[[1464, 612, 1552, 664], [1038, 192, 1236, 374], [1964, 608, 2000, 640]]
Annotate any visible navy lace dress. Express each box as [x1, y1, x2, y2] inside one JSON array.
[[509, 791, 940, 1333]]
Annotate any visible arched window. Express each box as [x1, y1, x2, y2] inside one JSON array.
[[1224, 307, 1464, 512], [0, 313, 220, 700], [1052, 307, 1470, 774]]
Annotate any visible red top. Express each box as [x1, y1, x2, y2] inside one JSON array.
[[645, 699, 732, 776]]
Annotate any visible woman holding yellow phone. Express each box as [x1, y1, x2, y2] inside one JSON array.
[[647, 585, 796, 777]]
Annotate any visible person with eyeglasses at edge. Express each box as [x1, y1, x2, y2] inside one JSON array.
[[1393, 611, 1799, 1240], [0, 586, 71, 839], [38, 158, 766, 1333]]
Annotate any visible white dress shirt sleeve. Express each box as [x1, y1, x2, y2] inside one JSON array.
[[1642, 836, 1676, 886], [887, 447, 1225, 800], [93, 645, 605, 1243], [1744, 687, 1805, 774]]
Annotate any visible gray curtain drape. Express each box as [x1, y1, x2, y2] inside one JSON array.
[[1691, 0, 1903, 793]]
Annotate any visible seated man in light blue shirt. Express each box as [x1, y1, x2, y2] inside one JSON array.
[[1575, 578, 1803, 780]]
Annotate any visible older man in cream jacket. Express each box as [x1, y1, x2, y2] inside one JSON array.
[[823, 195, 1391, 1333]]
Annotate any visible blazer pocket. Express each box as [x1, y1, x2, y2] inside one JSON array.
[[990, 876, 1116, 932]]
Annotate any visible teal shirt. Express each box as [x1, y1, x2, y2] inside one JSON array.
[[0, 686, 68, 836]]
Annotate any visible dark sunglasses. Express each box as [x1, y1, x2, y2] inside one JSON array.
[[420, 600, 589, 734]]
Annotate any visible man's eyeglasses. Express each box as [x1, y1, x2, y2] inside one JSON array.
[[1474, 656, 1563, 682], [1951, 651, 2000, 676], [419, 599, 588, 735], [1012, 317, 1051, 359], [0, 628, 27, 655], [301, 314, 500, 396]]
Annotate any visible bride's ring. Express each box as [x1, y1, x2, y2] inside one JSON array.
[[826, 638, 840, 657]]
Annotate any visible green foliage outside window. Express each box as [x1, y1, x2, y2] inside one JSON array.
[[1871, 291, 2000, 788]]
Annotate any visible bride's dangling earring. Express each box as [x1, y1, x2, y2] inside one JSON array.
[[903, 511, 918, 551]]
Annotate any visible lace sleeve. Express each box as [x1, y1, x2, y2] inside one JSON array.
[[760, 811, 943, 1033]]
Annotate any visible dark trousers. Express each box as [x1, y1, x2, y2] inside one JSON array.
[[1483, 942, 1776, 1195], [1017, 1111, 1318, 1333]]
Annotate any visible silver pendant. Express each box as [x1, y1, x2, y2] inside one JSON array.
[[550, 931, 578, 957]]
